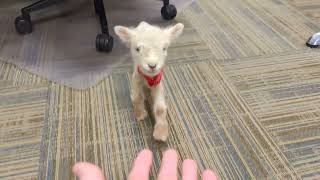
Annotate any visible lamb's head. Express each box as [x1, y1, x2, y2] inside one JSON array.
[[114, 22, 184, 76]]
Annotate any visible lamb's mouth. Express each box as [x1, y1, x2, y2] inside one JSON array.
[[143, 68, 160, 76]]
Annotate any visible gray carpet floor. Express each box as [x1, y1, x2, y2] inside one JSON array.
[[0, 0, 320, 179]]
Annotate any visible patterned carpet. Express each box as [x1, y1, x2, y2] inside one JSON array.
[[287, 0, 320, 22], [1, 0, 320, 179]]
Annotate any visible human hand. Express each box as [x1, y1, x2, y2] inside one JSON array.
[[73, 149, 217, 180]]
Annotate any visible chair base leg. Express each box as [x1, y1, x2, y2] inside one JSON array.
[[94, 0, 113, 53], [14, 0, 177, 52], [15, 0, 64, 34]]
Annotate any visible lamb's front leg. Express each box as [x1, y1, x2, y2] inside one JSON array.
[[151, 83, 168, 141], [131, 74, 147, 121]]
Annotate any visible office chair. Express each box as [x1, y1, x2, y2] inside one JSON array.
[[14, 0, 177, 53]]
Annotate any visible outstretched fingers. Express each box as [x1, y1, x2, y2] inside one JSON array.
[[72, 149, 218, 180], [157, 149, 179, 180], [182, 159, 198, 180], [128, 149, 153, 180], [202, 170, 218, 180], [72, 162, 105, 180]]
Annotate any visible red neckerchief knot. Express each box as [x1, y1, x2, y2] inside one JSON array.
[[137, 66, 164, 87]]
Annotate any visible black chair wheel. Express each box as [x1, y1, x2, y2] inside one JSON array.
[[15, 15, 33, 34], [96, 34, 113, 52], [161, 4, 177, 20]]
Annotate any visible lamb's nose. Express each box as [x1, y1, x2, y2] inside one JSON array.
[[148, 64, 157, 70]]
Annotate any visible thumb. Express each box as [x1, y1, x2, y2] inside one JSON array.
[[73, 162, 106, 180]]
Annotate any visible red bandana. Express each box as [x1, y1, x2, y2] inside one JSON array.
[[137, 66, 164, 87]]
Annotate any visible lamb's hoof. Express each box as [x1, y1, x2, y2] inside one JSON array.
[[135, 109, 147, 121], [153, 123, 169, 142]]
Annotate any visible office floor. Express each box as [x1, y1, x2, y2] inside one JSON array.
[[0, 0, 194, 89], [1, 0, 320, 179]]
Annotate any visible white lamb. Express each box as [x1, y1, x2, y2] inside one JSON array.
[[114, 21, 184, 141]]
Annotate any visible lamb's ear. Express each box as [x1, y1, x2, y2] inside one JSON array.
[[165, 23, 184, 42], [114, 26, 135, 44]]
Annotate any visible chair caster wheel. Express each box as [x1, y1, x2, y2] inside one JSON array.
[[96, 34, 113, 52], [161, 4, 177, 20], [15, 15, 33, 34]]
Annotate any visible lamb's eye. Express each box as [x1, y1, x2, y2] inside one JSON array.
[[136, 47, 141, 52], [163, 47, 167, 51]]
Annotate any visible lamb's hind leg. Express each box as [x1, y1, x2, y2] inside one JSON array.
[[151, 83, 168, 141]]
